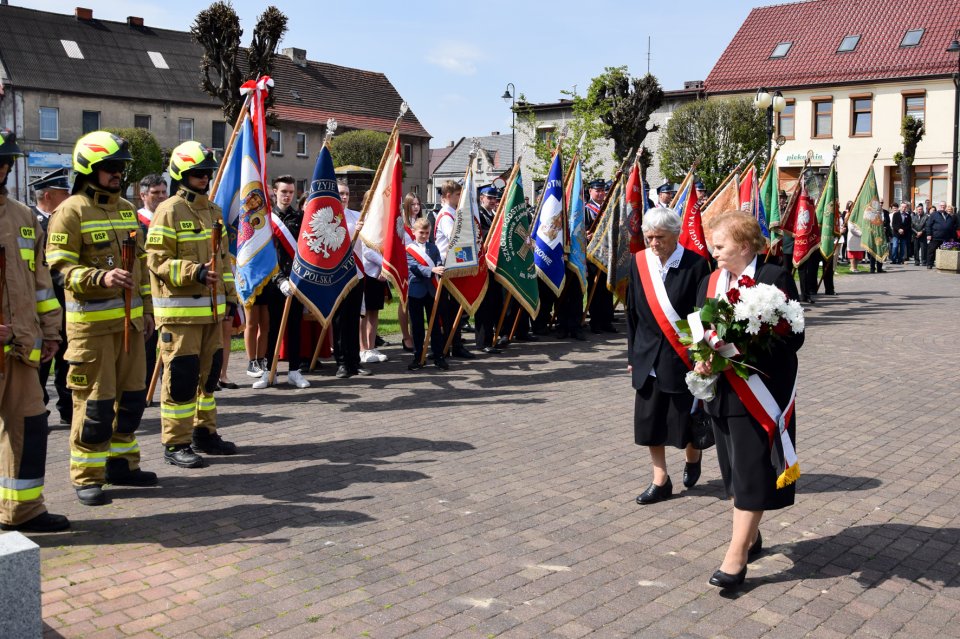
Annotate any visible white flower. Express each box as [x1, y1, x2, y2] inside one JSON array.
[[685, 371, 719, 401]]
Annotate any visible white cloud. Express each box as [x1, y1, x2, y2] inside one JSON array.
[[425, 43, 483, 76]]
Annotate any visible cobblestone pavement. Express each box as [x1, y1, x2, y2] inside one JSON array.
[[28, 262, 960, 638]]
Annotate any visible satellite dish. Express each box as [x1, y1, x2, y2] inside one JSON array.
[[492, 177, 506, 189]]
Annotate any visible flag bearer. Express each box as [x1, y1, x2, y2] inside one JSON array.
[[46, 131, 157, 507], [0, 129, 69, 531], [146, 141, 238, 468], [584, 178, 616, 334]]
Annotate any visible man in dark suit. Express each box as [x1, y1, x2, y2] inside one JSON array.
[[891, 202, 911, 264], [925, 201, 959, 268]]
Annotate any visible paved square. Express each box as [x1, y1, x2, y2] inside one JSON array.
[[29, 262, 960, 638]]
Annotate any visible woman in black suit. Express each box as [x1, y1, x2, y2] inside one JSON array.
[[627, 208, 710, 505], [695, 211, 804, 591]]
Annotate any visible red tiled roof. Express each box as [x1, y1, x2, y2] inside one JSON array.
[[706, 0, 960, 94], [272, 105, 429, 138]]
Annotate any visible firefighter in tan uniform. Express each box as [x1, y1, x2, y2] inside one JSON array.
[[146, 141, 238, 468], [0, 129, 69, 532], [46, 131, 157, 507]]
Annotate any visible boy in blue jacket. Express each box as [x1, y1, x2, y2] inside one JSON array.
[[405, 218, 447, 370]]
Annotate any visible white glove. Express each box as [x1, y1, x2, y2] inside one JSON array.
[[279, 280, 293, 297]]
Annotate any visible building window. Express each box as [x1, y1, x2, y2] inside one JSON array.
[[900, 29, 924, 47], [61, 39, 84, 59], [536, 126, 556, 147], [178, 118, 194, 143], [270, 129, 282, 155], [82, 110, 101, 134], [147, 51, 169, 69], [296, 132, 307, 156], [904, 92, 926, 122], [412, 185, 419, 195], [770, 42, 792, 58], [891, 165, 948, 205], [39, 107, 59, 141], [777, 99, 795, 139], [134, 114, 151, 130], [212, 121, 226, 150], [295, 179, 307, 197], [850, 96, 872, 136], [812, 99, 833, 138], [403, 143, 413, 165], [837, 35, 861, 52]]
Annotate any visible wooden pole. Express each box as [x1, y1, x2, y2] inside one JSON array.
[[492, 294, 511, 346], [508, 305, 524, 341], [700, 151, 758, 210], [420, 281, 445, 366], [581, 270, 603, 325], [443, 306, 464, 357], [587, 150, 633, 236], [267, 295, 294, 386], [146, 355, 161, 407], [309, 321, 331, 371], [209, 96, 252, 201]]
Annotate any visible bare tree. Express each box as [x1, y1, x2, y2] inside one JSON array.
[[894, 116, 924, 204]]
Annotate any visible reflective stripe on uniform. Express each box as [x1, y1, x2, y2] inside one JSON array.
[[153, 295, 226, 319], [18, 237, 35, 267], [139, 284, 152, 297], [67, 267, 98, 291], [222, 272, 235, 283], [66, 297, 143, 323], [176, 229, 213, 242], [36, 288, 61, 314], [197, 395, 216, 412], [0, 477, 44, 502], [161, 402, 197, 419], [80, 220, 139, 233], [169, 259, 186, 287], [70, 450, 108, 467], [148, 225, 176, 240], [5, 341, 42, 361], [47, 248, 80, 264], [108, 439, 140, 456]]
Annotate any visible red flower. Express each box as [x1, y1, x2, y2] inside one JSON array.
[[726, 287, 741, 303], [773, 317, 791, 336], [738, 275, 756, 288]]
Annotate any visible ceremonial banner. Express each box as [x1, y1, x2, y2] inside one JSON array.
[[740, 164, 770, 241], [625, 161, 646, 253], [587, 181, 616, 272], [817, 161, 840, 259], [607, 182, 633, 303], [359, 132, 408, 309], [566, 160, 588, 294], [760, 161, 781, 250], [670, 177, 690, 215], [288, 145, 359, 324], [486, 168, 540, 317], [443, 165, 488, 314], [847, 164, 887, 262], [700, 175, 740, 245], [214, 114, 278, 306], [784, 180, 820, 267], [678, 180, 709, 260], [533, 152, 566, 294]]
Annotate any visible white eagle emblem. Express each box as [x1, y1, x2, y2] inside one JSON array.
[[304, 206, 347, 257]]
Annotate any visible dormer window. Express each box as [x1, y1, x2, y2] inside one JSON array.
[[900, 29, 924, 47], [770, 42, 792, 59], [61, 40, 84, 59], [837, 35, 860, 52]]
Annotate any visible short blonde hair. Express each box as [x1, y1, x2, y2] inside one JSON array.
[[412, 217, 431, 231], [707, 210, 766, 253]]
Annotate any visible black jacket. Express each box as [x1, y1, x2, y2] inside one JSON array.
[[892, 211, 912, 236], [696, 261, 804, 417], [272, 204, 302, 284], [925, 211, 958, 241], [627, 248, 710, 393]]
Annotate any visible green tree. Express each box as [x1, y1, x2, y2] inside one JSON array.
[[191, 3, 288, 125], [105, 127, 163, 197], [516, 92, 607, 182], [329, 130, 389, 170], [584, 66, 663, 164], [658, 97, 766, 192], [893, 116, 925, 204]]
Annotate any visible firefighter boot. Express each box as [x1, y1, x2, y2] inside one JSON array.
[[75, 485, 108, 506], [191, 428, 237, 455], [105, 458, 158, 486], [163, 444, 204, 468]]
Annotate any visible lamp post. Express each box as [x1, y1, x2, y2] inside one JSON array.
[[947, 32, 960, 208], [754, 88, 786, 170], [501, 82, 516, 165]]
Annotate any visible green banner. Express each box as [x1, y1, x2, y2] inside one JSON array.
[[760, 163, 781, 248], [848, 165, 888, 262], [817, 162, 839, 258], [488, 169, 540, 317]]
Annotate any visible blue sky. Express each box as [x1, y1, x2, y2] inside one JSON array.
[[26, 0, 761, 146]]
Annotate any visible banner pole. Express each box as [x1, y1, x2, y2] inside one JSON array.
[[443, 306, 464, 357], [492, 294, 512, 346], [268, 295, 294, 386], [209, 94, 252, 201], [580, 270, 603, 326], [420, 280, 445, 366], [508, 305, 524, 341], [146, 353, 161, 407], [309, 321, 330, 371]]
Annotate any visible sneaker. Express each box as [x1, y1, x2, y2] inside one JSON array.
[[335, 365, 352, 379], [75, 485, 108, 506], [0, 511, 70, 532], [360, 350, 377, 364], [252, 376, 271, 389], [368, 348, 388, 363], [433, 356, 449, 371], [164, 444, 204, 468], [246, 360, 262, 378], [354, 367, 373, 376], [105, 458, 158, 486], [287, 370, 310, 388], [192, 430, 237, 455], [259, 357, 269, 373]]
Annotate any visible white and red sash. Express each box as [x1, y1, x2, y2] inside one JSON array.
[[406, 243, 439, 292], [706, 269, 799, 486], [137, 207, 153, 228], [635, 248, 692, 369]]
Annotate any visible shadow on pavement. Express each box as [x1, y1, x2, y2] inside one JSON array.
[[796, 473, 881, 493]]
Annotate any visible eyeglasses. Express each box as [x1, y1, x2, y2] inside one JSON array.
[[98, 161, 126, 174]]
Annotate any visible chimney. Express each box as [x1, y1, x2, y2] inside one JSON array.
[[684, 80, 705, 90], [448, 141, 454, 147], [491, 131, 499, 136], [282, 47, 307, 68], [75, 7, 93, 20], [127, 16, 144, 27]]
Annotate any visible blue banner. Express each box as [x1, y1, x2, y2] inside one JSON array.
[[566, 160, 588, 293], [532, 152, 566, 295]]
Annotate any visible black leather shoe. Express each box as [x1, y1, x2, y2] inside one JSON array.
[[217, 380, 239, 390], [571, 330, 587, 341], [408, 360, 424, 371], [0, 511, 70, 532], [636, 476, 673, 505], [335, 365, 352, 379], [451, 346, 475, 359], [590, 325, 604, 334], [75, 485, 108, 506], [603, 325, 619, 334], [683, 455, 702, 489], [433, 356, 449, 370], [748, 531, 763, 559], [709, 565, 747, 590], [191, 430, 237, 455], [481, 346, 502, 354], [164, 445, 204, 468], [515, 333, 539, 342], [105, 458, 158, 486]]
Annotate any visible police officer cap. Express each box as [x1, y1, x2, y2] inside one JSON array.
[[29, 167, 71, 191], [694, 180, 706, 190], [479, 185, 502, 198], [605, 180, 614, 190], [587, 178, 607, 190], [656, 181, 676, 194]]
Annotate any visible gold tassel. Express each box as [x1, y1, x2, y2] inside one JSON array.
[[776, 462, 801, 489]]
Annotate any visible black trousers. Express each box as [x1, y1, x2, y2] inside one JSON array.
[[264, 282, 286, 368], [586, 262, 614, 329], [504, 298, 532, 338], [332, 282, 363, 370], [281, 296, 305, 370], [797, 258, 818, 300], [555, 276, 584, 334], [409, 294, 443, 359], [928, 239, 945, 267], [914, 235, 928, 265], [474, 274, 502, 348], [39, 335, 71, 423], [438, 290, 465, 351], [532, 279, 556, 334]]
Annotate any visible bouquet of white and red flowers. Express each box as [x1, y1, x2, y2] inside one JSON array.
[[678, 275, 805, 401]]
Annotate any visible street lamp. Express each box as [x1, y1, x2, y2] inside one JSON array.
[[754, 88, 786, 169], [947, 32, 960, 207], [502, 82, 516, 165]]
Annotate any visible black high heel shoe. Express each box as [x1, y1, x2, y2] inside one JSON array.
[[709, 565, 747, 590], [748, 531, 763, 559]]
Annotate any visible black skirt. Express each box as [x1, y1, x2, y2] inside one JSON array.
[[633, 375, 695, 448], [712, 413, 796, 511]]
